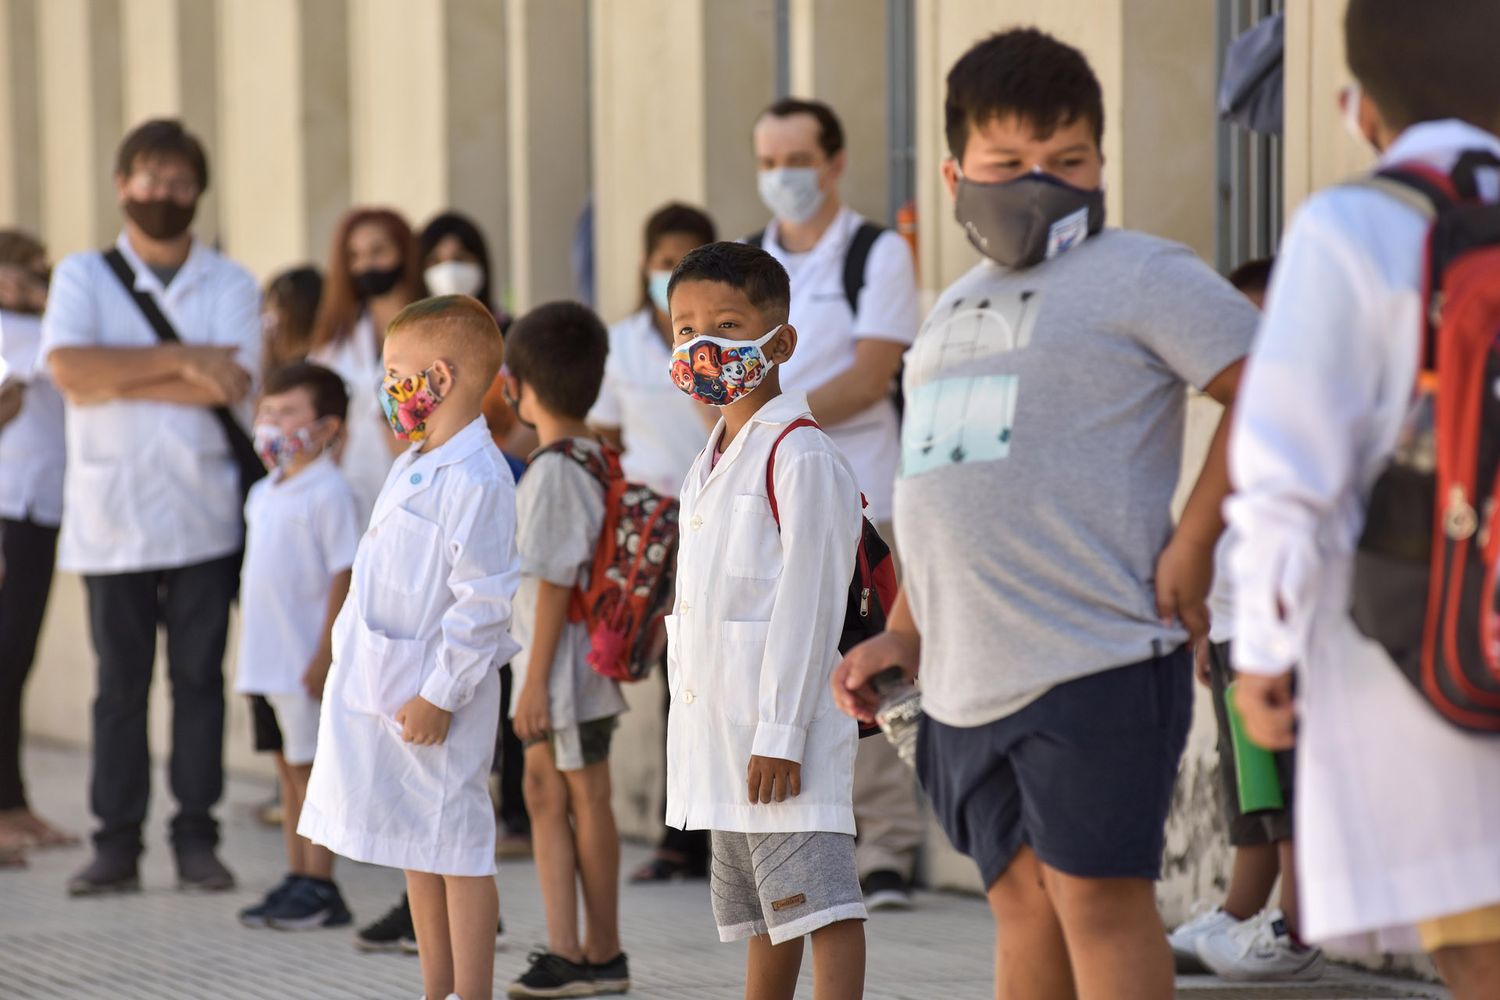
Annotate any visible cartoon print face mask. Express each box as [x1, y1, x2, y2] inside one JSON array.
[[668, 325, 781, 407], [253, 422, 319, 472], [380, 366, 445, 442]]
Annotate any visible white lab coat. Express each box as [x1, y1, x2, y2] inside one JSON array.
[[1227, 120, 1500, 950], [299, 416, 522, 876], [665, 391, 862, 835]]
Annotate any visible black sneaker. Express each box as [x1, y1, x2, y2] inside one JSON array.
[[267, 878, 353, 930], [356, 894, 416, 953], [861, 869, 913, 912], [589, 952, 630, 995], [507, 950, 595, 998], [239, 874, 303, 928], [176, 848, 236, 892], [66, 852, 141, 897]]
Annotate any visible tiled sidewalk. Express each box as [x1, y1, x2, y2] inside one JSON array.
[[1, 743, 1449, 999]]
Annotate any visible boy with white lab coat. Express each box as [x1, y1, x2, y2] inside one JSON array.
[[1228, 1, 1500, 995], [299, 295, 520, 1000], [664, 241, 866, 1000]]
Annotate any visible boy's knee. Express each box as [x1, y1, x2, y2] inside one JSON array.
[[986, 849, 1050, 921], [1043, 869, 1156, 935], [523, 770, 566, 817]]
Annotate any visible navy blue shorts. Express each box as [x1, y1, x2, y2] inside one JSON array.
[[916, 647, 1192, 887]]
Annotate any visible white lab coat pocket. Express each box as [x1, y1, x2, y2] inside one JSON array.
[[345, 622, 430, 723], [719, 619, 770, 726], [373, 507, 443, 595], [725, 494, 781, 580], [66, 459, 127, 552]]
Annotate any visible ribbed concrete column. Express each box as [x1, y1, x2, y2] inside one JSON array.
[[1282, 0, 1369, 214], [444, 0, 510, 307], [0, 0, 42, 234]]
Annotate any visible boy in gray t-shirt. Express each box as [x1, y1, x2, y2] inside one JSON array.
[[834, 28, 1256, 998]]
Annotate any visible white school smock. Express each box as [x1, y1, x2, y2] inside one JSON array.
[[234, 455, 360, 696], [759, 206, 920, 524], [665, 391, 862, 835], [588, 307, 709, 497], [1226, 119, 1500, 951], [0, 311, 66, 526], [310, 312, 396, 525], [40, 234, 261, 574], [299, 416, 522, 876]]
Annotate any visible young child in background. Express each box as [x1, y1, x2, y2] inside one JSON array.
[[299, 295, 520, 1000], [501, 301, 629, 1000], [235, 362, 358, 931], [1229, 2, 1500, 995], [1169, 260, 1323, 981], [665, 242, 866, 1000]]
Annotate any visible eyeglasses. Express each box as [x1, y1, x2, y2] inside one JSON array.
[[126, 171, 200, 200]]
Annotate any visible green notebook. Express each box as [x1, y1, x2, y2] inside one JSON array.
[[1224, 681, 1285, 813]]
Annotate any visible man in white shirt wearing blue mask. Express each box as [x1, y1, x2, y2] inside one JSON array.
[[749, 97, 924, 910]]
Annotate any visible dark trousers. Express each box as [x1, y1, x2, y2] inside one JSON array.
[[0, 518, 60, 810], [83, 552, 239, 855], [494, 664, 529, 835]]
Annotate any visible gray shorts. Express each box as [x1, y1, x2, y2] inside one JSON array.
[[709, 830, 867, 945]]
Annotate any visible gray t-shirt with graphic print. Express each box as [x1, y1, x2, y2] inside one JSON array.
[[894, 229, 1258, 727]]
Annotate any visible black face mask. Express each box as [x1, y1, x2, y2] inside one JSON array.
[[501, 379, 535, 430], [955, 171, 1105, 269], [124, 198, 197, 241], [351, 266, 404, 300]]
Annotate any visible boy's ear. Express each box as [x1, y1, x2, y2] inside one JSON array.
[[941, 158, 961, 202], [431, 357, 459, 398], [770, 323, 798, 364]]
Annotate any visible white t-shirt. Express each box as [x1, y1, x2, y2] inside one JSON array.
[[0, 310, 66, 526], [310, 312, 395, 525], [40, 234, 261, 574], [759, 206, 920, 522], [589, 308, 709, 497], [235, 455, 360, 696]]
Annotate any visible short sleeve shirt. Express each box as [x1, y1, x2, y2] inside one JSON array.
[[894, 230, 1257, 726], [235, 455, 361, 695], [509, 438, 627, 728]]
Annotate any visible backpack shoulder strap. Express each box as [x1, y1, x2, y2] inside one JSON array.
[[102, 248, 183, 344], [842, 222, 885, 316], [744, 229, 766, 249], [765, 418, 822, 527], [532, 438, 618, 488]]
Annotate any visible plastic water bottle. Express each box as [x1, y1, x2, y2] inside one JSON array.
[[869, 667, 922, 769]]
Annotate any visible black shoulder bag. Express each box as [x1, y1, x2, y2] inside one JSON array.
[[101, 248, 266, 502]]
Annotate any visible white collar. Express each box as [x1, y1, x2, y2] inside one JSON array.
[[113, 230, 211, 297], [1380, 119, 1500, 169]]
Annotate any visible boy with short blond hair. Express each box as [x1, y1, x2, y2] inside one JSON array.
[[666, 241, 866, 1000], [300, 294, 520, 1000]]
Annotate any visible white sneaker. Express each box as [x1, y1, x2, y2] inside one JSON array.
[[1194, 908, 1326, 982], [1167, 907, 1238, 964]]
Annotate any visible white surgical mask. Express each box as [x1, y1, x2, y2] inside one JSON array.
[[647, 270, 672, 314], [758, 167, 825, 225], [424, 260, 485, 298], [1341, 83, 1372, 151]]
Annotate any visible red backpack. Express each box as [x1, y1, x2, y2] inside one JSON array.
[[1350, 151, 1500, 733], [767, 419, 900, 736], [537, 440, 680, 683]]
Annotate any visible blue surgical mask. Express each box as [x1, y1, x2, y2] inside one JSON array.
[[647, 270, 672, 314]]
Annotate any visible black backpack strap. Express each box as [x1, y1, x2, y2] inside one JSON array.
[[744, 229, 766, 249], [100, 248, 265, 495], [842, 222, 885, 316]]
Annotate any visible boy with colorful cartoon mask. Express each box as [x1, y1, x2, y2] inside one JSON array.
[[235, 361, 359, 932], [299, 295, 520, 1000], [664, 241, 866, 1000]]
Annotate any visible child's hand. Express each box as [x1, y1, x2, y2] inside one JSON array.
[[1193, 639, 1212, 688], [302, 647, 332, 700], [747, 755, 801, 804], [395, 696, 452, 746], [1234, 671, 1296, 750], [513, 682, 551, 743], [1154, 533, 1214, 644]]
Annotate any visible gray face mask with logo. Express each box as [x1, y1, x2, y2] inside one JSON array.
[[955, 169, 1106, 269]]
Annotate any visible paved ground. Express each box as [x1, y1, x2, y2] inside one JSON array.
[[0, 743, 1451, 1000]]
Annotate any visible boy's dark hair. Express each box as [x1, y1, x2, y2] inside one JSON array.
[[1228, 257, 1275, 295], [759, 98, 845, 159], [115, 119, 210, 192], [639, 202, 717, 311], [667, 242, 791, 326], [1346, 0, 1500, 133], [505, 301, 608, 421], [263, 361, 350, 422], [945, 28, 1104, 160]]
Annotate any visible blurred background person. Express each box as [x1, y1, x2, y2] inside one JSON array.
[[259, 266, 323, 381]]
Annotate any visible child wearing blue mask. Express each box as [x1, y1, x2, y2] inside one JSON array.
[[665, 241, 866, 1000]]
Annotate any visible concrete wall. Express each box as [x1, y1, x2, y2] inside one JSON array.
[[8, 0, 1362, 926]]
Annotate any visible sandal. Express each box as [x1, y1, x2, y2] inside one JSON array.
[[629, 853, 706, 883]]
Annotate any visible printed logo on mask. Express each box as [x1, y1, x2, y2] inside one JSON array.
[[380, 367, 445, 442], [668, 325, 780, 407]]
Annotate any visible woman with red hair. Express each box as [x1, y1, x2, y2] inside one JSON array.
[[309, 208, 422, 521]]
